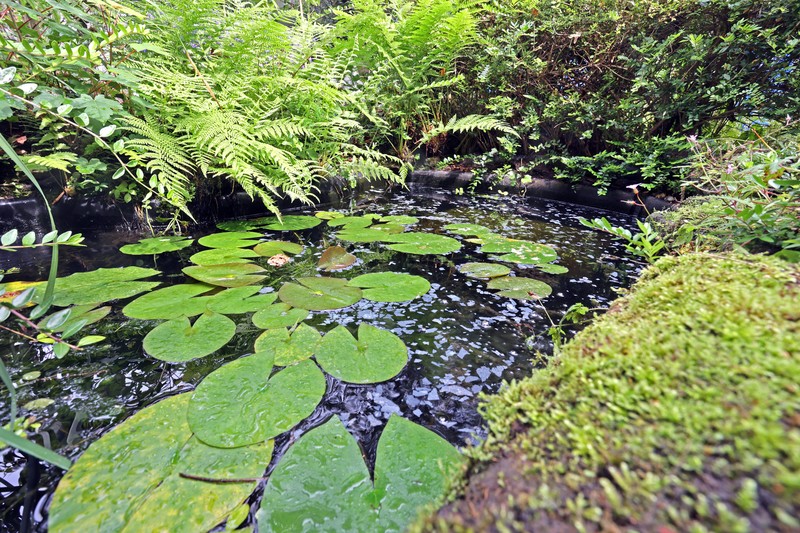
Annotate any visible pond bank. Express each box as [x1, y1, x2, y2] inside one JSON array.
[[417, 252, 800, 532]]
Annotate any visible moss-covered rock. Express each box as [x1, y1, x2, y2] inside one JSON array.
[[420, 253, 800, 532]]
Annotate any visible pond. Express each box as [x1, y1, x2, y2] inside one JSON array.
[[0, 186, 641, 532]]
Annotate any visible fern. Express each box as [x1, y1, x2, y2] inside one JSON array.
[[420, 115, 519, 145]]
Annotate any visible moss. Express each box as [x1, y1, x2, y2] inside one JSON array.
[[419, 253, 800, 532]]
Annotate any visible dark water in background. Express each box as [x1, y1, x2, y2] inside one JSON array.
[[0, 187, 642, 531]]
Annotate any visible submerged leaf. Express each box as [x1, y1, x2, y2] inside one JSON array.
[[457, 262, 511, 279], [278, 277, 362, 311], [143, 312, 236, 362], [252, 303, 309, 329], [348, 272, 430, 302], [316, 323, 407, 383], [119, 236, 193, 255], [183, 263, 266, 288], [254, 324, 321, 366], [386, 232, 461, 255], [318, 246, 356, 271], [486, 276, 552, 300]]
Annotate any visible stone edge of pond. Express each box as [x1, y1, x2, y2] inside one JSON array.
[[412, 252, 800, 532]]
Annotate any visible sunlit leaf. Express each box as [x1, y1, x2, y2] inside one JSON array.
[[318, 245, 356, 271], [486, 276, 552, 300], [38, 267, 161, 306], [457, 262, 511, 279], [198, 231, 262, 249], [183, 263, 266, 288], [278, 277, 362, 311], [348, 272, 430, 302], [189, 247, 258, 266], [205, 286, 277, 314], [386, 232, 461, 255], [316, 323, 407, 383], [119, 236, 194, 255], [261, 215, 321, 231], [143, 312, 236, 362], [327, 215, 378, 229], [254, 324, 321, 366], [123, 284, 215, 319], [253, 240, 303, 257], [252, 303, 309, 329]]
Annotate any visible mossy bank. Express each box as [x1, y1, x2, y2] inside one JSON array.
[[419, 253, 800, 532]]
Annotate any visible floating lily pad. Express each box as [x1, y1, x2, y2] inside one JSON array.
[[335, 228, 393, 243], [198, 231, 263, 249], [318, 245, 356, 271], [314, 211, 344, 220], [493, 247, 559, 265], [537, 263, 569, 275], [254, 324, 322, 366], [49, 394, 272, 532], [119, 236, 194, 255], [316, 323, 407, 383], [443, 223, 494, 237], [386, 232, 461, 255], [123, 284, 215, 319], [216, 218, 273, 231], [262, 216, 321, 231], [327, 214, 380, 228], [278, 277, 362, 311], [486, 276, 553, 300], [348, 272, 430, 302], [205, 286, 277, 314], [143, 312, 236, 362], [190, 247, 258, 266], [39, 267, 161, 306], [183, 263, 266, 288], [188, 353, 325, 448], [257, 415, 463, 532], [457, 262, 511, 279], [252, 303, 310, 329], [379, 215, 418, 225], [254, 240, 303, 257], [369, 223, 405, 234]]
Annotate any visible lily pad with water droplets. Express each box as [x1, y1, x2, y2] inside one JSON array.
[[486, 276, 552, 300], [318, 245, 356, 271], [443, 223, 494, 237], [183, 263, 266, 288], [122, 283, 215, 319], [386, 232, 461, 255], [252, 303, 310, 329], [335, 228, 393, 243], [254, 324, 322, 366], [198, 231, 263, 249], [458, 262, 511, 279], [49, 393, 272, 532], [189, 247, 258, 266], [254, 240, 303, 257], [143, 312, 236, 362], [261, 215, 321, 231], [204, 286, 277, 314], [278, 277, 362, 311], [188, 353, 325, 448], [40, 267, 161, 306], [257, 415, 462, 533], [316, 323, 407, 383], [119, 236, 194, 255], [479, 237, 558, 264], [348, 272, 430, 302]]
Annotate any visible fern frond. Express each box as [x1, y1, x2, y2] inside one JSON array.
[[23, 152, 77, 172], [421, 114, 519, 144]]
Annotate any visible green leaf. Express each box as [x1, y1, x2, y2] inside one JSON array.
[[316, 324, 407, 383], [38, 267, 161, 306], [205, 286, 277, 314], [71, 94, 123, 123], [119, 236, 194, 255], [123, 284, 214, 319], [486, 276, 553, 300], [481, 237, 558, 264], [348, 272, 430, 302], [198, 231, 263, 249], [42, 308, 72, 330], [327, 215, 378, 229], [261, 216, 321, 231], [44, 304, 110, 333], [443, 223, 494, 237], [188, 353, 325, 448], [252, 303, 309, 329], [278, 277, 362, 311], [183, 263, 266, 288], [189, 247, 258, 266], [0, 67, 16, 84], [23, 398, 54, 410], [0, 427, 70, 470], [318, 245, 356, 271], [335, 228, 395, 243], [254, 324, 321, 366], [314, 211, 344, 220], [98, 125, 116, 138], [49, 394, 272, 531], [1, 229, 18, 246], [537, 264, 569, 275], [0, 306, 9, 322], [386, 232, 462, 255], [143, 312, 236, 362], [457, 262, 511, 279], [76, 335, 105, 347], [53, 342, 70, 358], [216, 218, 274, 231], [12, 287, 36, 307], [257, 415, 463, 532], [21, 231, 36, 246], [379, 215, 418, 225], [253, 240, 303, 257]]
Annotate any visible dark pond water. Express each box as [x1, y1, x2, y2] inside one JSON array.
[[0, 186, 641, 531]]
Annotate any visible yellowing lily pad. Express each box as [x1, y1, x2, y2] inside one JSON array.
[[253, 240, 303, 257], [316, 323, 407, 383], [189, 247, 258, 266], [182, 263, 266, 288], [252, 303, 310, 329], [123, 284, 215, 319], [278, 277, 362, 311], [386, 232, 461, 255], [486, 276, 552, 300], [49, 393, 272, 532], [198, 231, 263, 249], [348, 272, 430, 302], [457, 262, 511, 279], [318, 245, 356, 271], [119, 236, 194, 255], [261, 216, 321, 231], [314, 211, 344, 220], [188, 353, 325, 448], [143, 312, 236, 362]]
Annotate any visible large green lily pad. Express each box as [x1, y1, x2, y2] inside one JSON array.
[[252, 303, 310, 329], [379, 215, 418, 225], [326, 214, 379, 229], [190, 247, 258, 266], [119, 235, 194, 255], [183, 263, 266, 288], [205, 286, 277, 314], [369, 223, 405, 234], [316, 323, 407, 383], [188, 353, 325, 448], [278, 277, 362, 311], [39, 267, 161, 306], [198, 231, 263, 249], [254, 324, 322, 366], [143, 312, 236, 362], [261, 216, 321, 231], [443, 223, 494, 237], [486, 276, 553, 300], [457, 262, 511, 279], [49, 393, 273, 533], [122, 284, 215, 319], [254, 240, 303, 257], [386, 232, 461, 255], [257, 415, 463, 532], [318, 245, 356, 271], [314, 211, 344, 220], [335, 228, 393, 243], [348, 272, 430, 302]]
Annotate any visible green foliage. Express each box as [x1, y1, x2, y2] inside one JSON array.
[[580, 216, 666, 263]]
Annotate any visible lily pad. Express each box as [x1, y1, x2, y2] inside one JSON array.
[[327, 215, 379, 229], [183, 263, 266, 288], [205, 286, 277, 314], [278, 277, 362, 311], [216, 218, 274, 231], [262, 216, 321, 231], [314, 211, 344, 220], [335, 228, 393, 243], [379, 215, 418, 225], [39, 267, 161, 306], [537, 263, 569, 275], [457, 262, 511, 279], [123, 284, 215, 319], [318, 245, 356, 271], [252, 303, 310, 329], [257, 415, 463, 532], [486, 276, 553, 300], [119, 236, 194, 255], [443, 223, 494, 237], [198, 231, 263, 249], [316, 323, 407, 383], [369, 223, 405, 234], [348, 272, 430, 302], [190, 247, 258, 266], [480, 238, 559, 264], [386, 232, 461, 255], [254, 240, 303, 257], [254, 324, 322, 366], [49, 394, 272, 532], [143, 312, 236, 362], [188, 353, 325, 448]]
